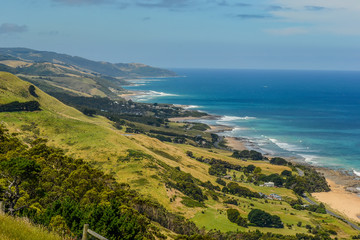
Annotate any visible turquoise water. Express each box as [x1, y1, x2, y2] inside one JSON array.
[[124, 69, 360, 175]]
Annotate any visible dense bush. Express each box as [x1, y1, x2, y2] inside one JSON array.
[[226, 209, 247, 227], [215, 178, 226, 186], [0, 101, 41, 112], [281, 170, 292, 176], [232, 150, 263, 160], [224, 199, 238, 206], [0, 126, 201, 239], [248, 209, 283, 228], [227, 182, 260, 198], [270, 157, 288, 166], [28, 85, 38, 97], [308, 203, 326, 214], [208, 164, 227, 176]]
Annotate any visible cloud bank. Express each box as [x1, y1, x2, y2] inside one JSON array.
[[0, 23, 28, 34]]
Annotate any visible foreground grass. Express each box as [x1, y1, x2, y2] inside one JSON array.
[[0, 214, 62, 240]]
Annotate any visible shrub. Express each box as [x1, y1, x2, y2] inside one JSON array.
[[232, 150, 263, 160], [270, 157, 288, 166], [248, 209, 283, 228], [224, 199, 238, 206], [281, 170, 292, 176], [226, 209, 247, 227], [216, 178, 226, 186], [208, 164, 227, 176], [227, 182, 260, 198], [28, 85, 38, 97]]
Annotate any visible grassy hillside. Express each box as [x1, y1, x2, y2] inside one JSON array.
[[0, 60, 126, 98], [0, 47, 177, 78], [0, 214, 62, 240], [0, 72, 359, 239]]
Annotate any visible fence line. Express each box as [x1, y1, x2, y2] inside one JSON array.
[[82, 224, 108, 240], [0, 201, 4, 214]]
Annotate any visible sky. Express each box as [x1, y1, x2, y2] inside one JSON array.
[[0, 0, 360, 70]]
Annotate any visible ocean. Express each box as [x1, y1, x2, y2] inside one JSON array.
[[124, 68, 360, 175]]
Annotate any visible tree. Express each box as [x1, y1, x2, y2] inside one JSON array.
[[227, 209, 247, 227], [28, 85, 38, 97], [281, 170, 292, 176], [245, 164, 256, 173], [248, 209, 283, 228], [0, 157, 41, 215], [270, 157, 288, 166], [82, 108, 96, 117]]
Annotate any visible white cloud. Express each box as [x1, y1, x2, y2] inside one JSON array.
[[0, 23, 28, 34], [269, 0, 360, 35]]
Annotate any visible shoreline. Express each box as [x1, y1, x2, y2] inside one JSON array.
[[120, 89, 360, 223]]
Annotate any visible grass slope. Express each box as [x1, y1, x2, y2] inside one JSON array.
[[0, 72, 358, 238], [0, 214, 62, 240]]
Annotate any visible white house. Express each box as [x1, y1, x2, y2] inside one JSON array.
[[264, 182, 275, 187]]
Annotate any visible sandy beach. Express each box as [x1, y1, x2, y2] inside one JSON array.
[[207, 124, 233, 133], [223, 137, 247, 151], [168, 115, 219, 122], [312, 179, 360, 223], [119, 90, 144, 100]]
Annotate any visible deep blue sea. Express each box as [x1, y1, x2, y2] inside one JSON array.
[[124, 69, 360, 175]]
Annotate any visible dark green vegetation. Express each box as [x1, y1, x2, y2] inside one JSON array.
[[268, 158, 330, 195], [187, 151, 330, 196], [0, 100, 40, 112], [232, 150, 263, 160], [0, 83, 41, 112], [270, 157, 288, 166], [248, 209, 283, 228], [0, 126, 199, 239], [226, 209, 248, 227], [224, 182, 260, 198]]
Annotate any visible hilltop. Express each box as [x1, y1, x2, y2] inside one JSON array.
[[0, 48, 177, 99], [0, 72, 359, 239], [0, 48, 177, 78]]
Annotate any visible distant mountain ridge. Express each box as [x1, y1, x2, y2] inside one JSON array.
[[0, 47, 177, 78], [0, 48, 177, 99]]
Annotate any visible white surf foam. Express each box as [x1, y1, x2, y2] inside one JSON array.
[[148, 90, 178, 97], [268, 138, 306, 152], [353, 169, 360, 177], [232, 127, 249, 131], [183, 105, 201, 109], [219, 115, 256, 122], [298, 154, 319, 164], [133, 90, 179, 101]]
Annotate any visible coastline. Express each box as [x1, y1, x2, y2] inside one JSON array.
[[120, 89, 360, 223], [312, 179, 360, 223]]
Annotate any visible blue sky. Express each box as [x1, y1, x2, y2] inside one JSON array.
[[1, 0, 359, 70]]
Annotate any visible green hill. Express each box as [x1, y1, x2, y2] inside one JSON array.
[[0, 47, 177, 99], [0, 47, 177, 78], [0, 72, 359, 239]]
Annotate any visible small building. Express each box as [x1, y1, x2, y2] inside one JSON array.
[[269, 193, 282, 201], [264, 182, 275, 187], [223, 175, 232, 180]]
